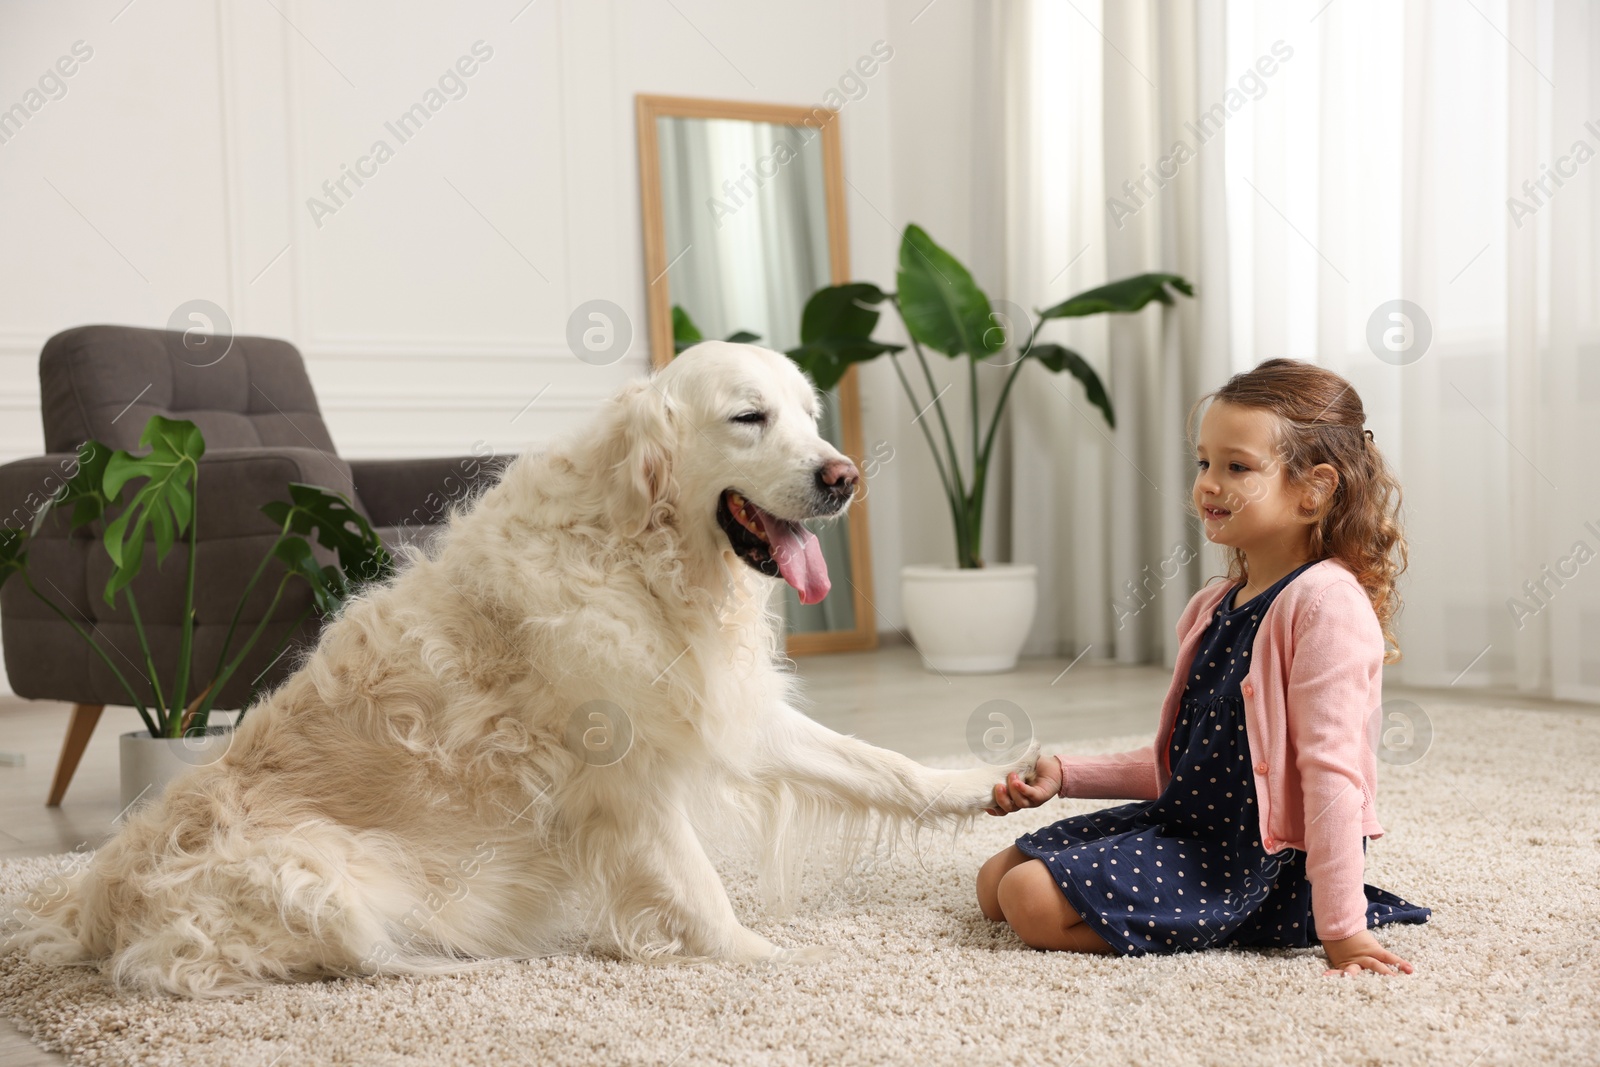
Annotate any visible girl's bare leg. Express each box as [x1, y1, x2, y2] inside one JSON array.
[[976, 845, 1031, 921], [994, 858, 1113, 953]]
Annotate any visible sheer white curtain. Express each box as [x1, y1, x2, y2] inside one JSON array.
[[991, 0, 1233, 668], [1227, 0, 1599, 699], [1000, 0, 1599, 701]]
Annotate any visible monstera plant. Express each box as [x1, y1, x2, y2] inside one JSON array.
[[0, 415, 391, 741]]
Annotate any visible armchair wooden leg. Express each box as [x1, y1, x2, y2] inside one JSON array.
[[47, 703, 104, 807]]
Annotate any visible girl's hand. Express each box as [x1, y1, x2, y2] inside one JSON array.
[[1321, 929, 1415, 977], [984, 756, 1062, 816]]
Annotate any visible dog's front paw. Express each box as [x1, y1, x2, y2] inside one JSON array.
[[941, 737, 1042, 816], [981, 735, 1042, 786], [1003, 737, 1042, 780]]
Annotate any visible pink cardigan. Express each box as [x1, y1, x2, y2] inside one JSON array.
[[1053, 557, 1386, 941]]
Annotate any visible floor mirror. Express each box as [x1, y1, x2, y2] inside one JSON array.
[[635, 93, 876, 654]]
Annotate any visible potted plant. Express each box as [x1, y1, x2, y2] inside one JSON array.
[[786, 224, 1193, 672], [0, 415, 391, 808]]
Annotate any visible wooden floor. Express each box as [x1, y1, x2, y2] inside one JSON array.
[[1, 646, 1594, 1065]]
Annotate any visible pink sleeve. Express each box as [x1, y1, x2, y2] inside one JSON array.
[[1286, 582, 1383, 942], [1055, 745, 1161, 801]]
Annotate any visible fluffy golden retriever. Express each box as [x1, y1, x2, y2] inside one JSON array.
[[5, 341, 1036, 997]]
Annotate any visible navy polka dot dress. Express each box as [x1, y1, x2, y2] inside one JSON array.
[[1014, 559, 1430, 956]]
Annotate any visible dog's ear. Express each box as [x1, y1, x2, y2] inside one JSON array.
[[603, 378, 678, 529]]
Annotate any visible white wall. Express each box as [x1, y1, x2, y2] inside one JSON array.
[[0, 0, 990, 695]]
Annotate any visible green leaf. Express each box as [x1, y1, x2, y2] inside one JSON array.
[[100, 416, 205, 604], [1038, 273, 1194, 321], [895, 225, 1002, 359], [800, 282, 892, 342], [101, 506, 146, 602], [0, 526, 26, 589], [272, 536, 346, 616], [43, 441, 113, 533], [261, 483, 392, 597], [672, 305, 704, 355], [784, 283, 903, 391], [1032, 343, 1116, 429], [788, 340, 902, 392], [148, 496, 175, 560], [723, 330, 762, 345]]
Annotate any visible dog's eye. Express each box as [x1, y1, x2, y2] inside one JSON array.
[[730, 411, 767, 425]]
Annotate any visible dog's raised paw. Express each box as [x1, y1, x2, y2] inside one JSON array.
[[1011, 737, 1042, 778], [949, 738, 1042, 814]]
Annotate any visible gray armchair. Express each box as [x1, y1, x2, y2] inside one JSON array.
[[0, 325, 505, 804]]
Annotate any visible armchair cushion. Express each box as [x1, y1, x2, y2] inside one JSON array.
[[40, 325, 335, 455]]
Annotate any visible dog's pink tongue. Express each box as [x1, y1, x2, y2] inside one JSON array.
[[763, 516, 830, 605]]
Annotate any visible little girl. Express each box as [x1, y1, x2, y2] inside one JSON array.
[[976, 358, 1429, 976]]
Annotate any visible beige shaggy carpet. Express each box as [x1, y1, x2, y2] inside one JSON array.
[[2, 703, 1597, 1067]]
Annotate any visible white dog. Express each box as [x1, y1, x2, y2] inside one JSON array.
[[5, 341, 1036, 998]]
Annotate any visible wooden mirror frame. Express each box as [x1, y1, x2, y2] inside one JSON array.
[[635, 92, 876, 655]]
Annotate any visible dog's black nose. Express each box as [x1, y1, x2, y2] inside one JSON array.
[[816, 459, 860, 500]]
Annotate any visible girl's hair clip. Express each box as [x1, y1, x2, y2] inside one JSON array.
[[1362, 428, 1375, 442]]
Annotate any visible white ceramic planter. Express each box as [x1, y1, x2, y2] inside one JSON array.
[[119, 725, 234, 814], [901, 563, 1038, 673]]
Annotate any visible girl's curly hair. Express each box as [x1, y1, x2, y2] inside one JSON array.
[[1186, 358, 1408, 664]]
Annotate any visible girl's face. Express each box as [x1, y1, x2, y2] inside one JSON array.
[[1192, 401, 1322, 553]]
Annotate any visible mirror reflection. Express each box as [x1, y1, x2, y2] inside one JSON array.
[[644, 104, 870, 644]]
